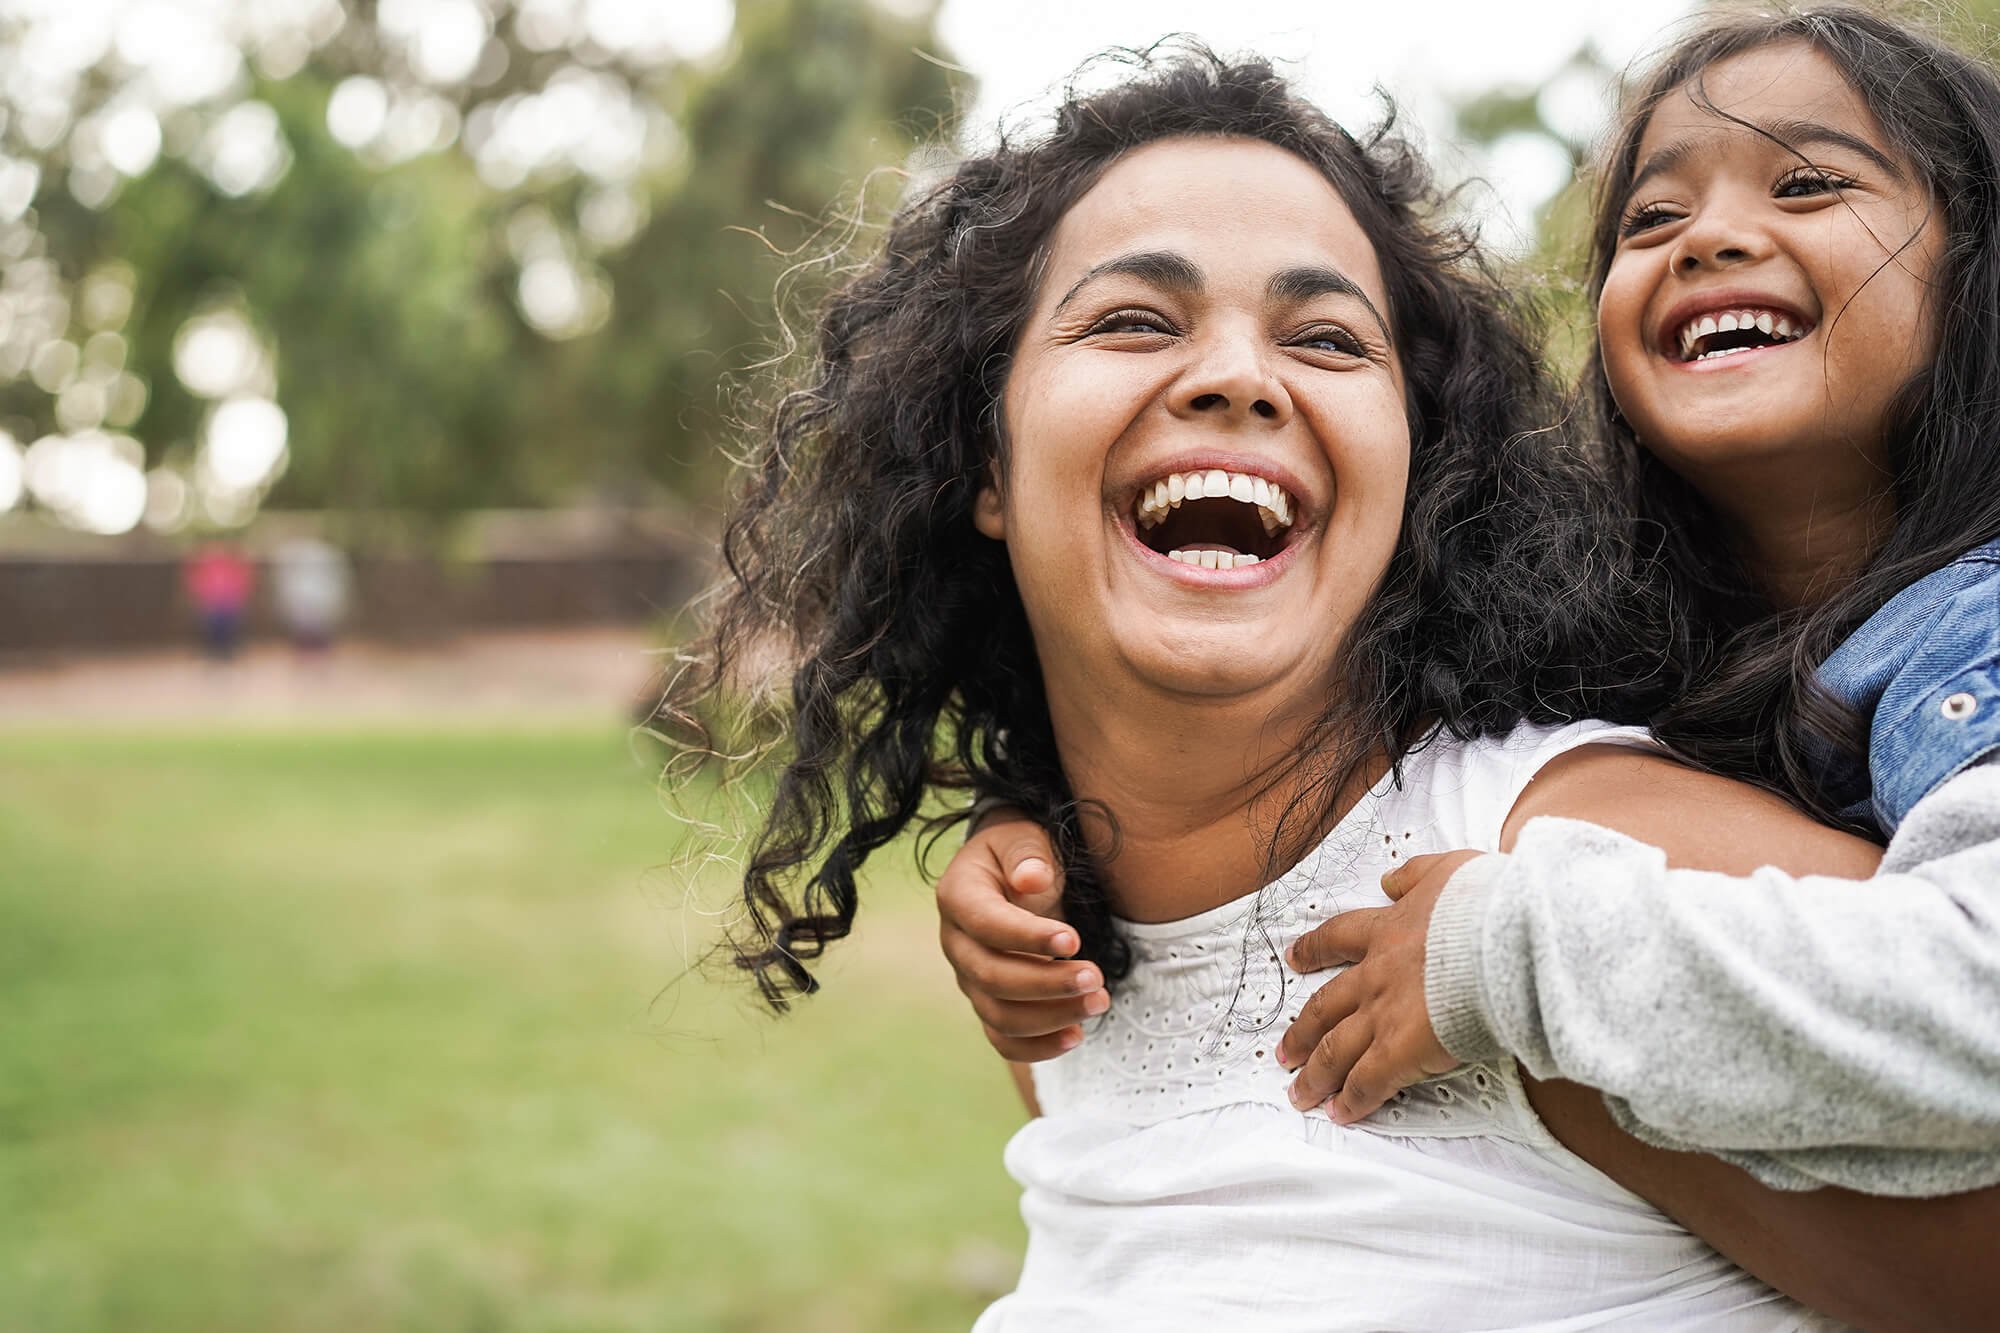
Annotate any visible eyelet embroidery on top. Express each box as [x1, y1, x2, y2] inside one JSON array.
[[1033, 813, 1530, 1141]]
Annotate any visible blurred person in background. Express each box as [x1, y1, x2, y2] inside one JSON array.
[[271, 536, 352, 658], [182, 541, 254, 663]]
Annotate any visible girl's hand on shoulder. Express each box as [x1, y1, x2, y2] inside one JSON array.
[[1276, 851, 1478, 1122], [938, 810, 1107, 1062]]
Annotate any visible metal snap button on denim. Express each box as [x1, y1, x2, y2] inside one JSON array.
[[1942, 692, 1979, 721]]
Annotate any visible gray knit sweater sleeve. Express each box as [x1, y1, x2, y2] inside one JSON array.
[[1423, 763, 2000, 1197]]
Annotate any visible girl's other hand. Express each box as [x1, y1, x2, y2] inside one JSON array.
[[1276, 850, 1478, 1121], [937, 810, 1106, 1062]]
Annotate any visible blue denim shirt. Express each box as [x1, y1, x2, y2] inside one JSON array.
[[1816, 538, 2000, 833]]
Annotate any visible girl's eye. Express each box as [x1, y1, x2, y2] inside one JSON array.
[[1775, 166, 1856, 198], [1089, 309, 1175, 337], [1292, 326, 1365, 357], [1619, 202, 1681, 238]]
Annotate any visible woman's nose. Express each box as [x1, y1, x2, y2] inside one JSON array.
[[1171, 332, 1291, 424]]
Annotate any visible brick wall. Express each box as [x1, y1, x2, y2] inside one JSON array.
[[0, 511, 710, 658]]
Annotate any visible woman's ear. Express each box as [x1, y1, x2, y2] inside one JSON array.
[[973, 479, 1007, 540]]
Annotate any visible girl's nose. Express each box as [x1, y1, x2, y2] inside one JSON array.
[[1171, 331, 1292, 424], [1672, 210, 1767, 273]]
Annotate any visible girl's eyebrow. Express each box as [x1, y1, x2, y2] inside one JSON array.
[[1760, 118, 1907, 182], [1628, 138, 1700, 197], [1629, 119, 1907, 198], [1052, 251, 1390, 338]]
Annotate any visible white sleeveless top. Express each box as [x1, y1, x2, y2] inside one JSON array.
[[975, 722, 1846, 1333]]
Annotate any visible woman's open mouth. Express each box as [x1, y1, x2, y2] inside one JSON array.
[[1132, 468, 1296, 571]]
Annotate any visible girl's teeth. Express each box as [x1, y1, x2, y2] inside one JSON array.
[[1675, 307, 1811, 362]]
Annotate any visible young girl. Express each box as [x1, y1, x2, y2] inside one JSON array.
[[681, 43, 1991, 1329], [941, 2, 2000, 1215]]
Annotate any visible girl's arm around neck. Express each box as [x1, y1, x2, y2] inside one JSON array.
[[1468, 748, 2000, 1173], [1502, 743, 1883, 877], [1495, 747, 2000, 1332]]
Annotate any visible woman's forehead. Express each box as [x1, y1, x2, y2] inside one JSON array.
[[1036, 137, 1389, 310]]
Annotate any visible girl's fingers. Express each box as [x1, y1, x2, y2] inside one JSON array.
[[1379, 859, 1419, 900], [997, 834, 1067, 918], [1329, 1049, 1401, 1124], [1382, 848, 1480, 901], [985, 1023, 1083, 1064], [942, 926, 1103, 1001], [939, 868, 1075, 957], [1286, 908, 1379, 973], [1289, 1014, 1371, 1112], [1277, 966, 1363, 1071], [970, 990, 1108, 1041]]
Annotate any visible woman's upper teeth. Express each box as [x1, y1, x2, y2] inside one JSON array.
[[1135, 468, 1293, 533], [1675, 307, 1806, 361]]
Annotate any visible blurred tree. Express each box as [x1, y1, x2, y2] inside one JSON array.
[[0, 0, 960, 534], [559, 0, 961, 500]]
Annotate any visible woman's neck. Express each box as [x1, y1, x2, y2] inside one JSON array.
[[1046, 685, 1380, 924]]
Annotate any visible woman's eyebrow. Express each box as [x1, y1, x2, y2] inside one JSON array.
[[1052, 253, 1388, 336], [1053, 250, 1202, 312], [1267, 265, 1390, 339]]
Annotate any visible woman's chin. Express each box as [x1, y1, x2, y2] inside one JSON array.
[[1112, 629, 1319, 704]]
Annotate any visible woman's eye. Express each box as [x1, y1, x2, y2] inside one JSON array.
[[1090, 310, 1174, 336], [1619, 203, 1680, 238], [1293, 326, 1365, 356], [1775, 167, 1855, 198]]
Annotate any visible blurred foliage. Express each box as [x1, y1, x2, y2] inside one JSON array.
[[0, 0, 959, 529]]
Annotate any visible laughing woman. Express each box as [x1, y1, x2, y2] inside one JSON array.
[[668, 50, 1993, 1329]]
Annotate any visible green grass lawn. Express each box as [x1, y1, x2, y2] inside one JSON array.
[[0, 727, 1026, 1332]]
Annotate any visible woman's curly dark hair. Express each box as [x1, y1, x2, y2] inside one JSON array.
[[1580, 5, 2000, 824], [667, 44, 1679, 1010]]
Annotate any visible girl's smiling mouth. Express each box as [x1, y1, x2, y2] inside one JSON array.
[[1657, 292, 1818, 366]]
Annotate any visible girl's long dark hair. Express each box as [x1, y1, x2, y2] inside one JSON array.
[[1583, 5, 2000, 820], [671, 45, 1678, 1010]]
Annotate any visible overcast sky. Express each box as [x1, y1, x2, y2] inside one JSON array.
[[934, 0, 1698, 247]]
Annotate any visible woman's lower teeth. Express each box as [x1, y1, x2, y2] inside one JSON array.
[[1168, 549, 1260, 570]]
